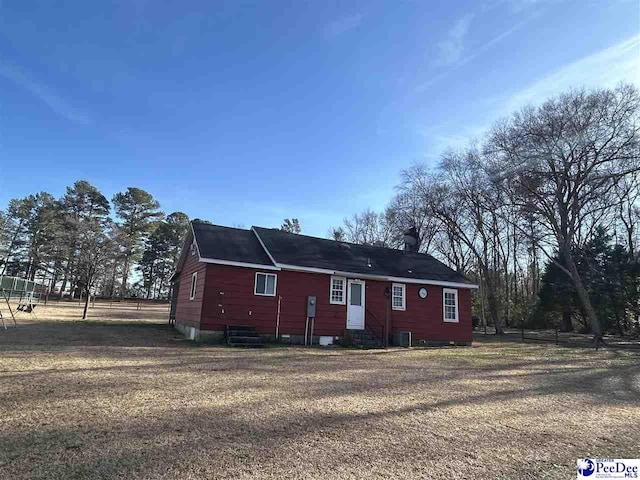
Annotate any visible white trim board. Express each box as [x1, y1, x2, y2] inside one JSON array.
[[271, 263, 478, 289], [199, 257, 281, 271], [392, 282, 406, 311], [189, 271, 197, 301], [251, 227, 279, 266], [254, 271, 278, 296], [190, 221, 203, 259], [443, 288, 460, 323]]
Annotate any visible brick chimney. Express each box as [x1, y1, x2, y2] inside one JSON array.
[[403, 227, 419, 253]]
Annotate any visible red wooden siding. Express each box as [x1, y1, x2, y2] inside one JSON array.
[[200, 265, 347, 335], [390, 284, 472, 343], [197, 264, 473, 343], [173, 247, 207, 329]]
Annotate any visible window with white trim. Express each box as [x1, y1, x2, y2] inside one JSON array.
[[443, 288, 459, 322], [330, 276, 346, 304], [189, 272, 197, 300], [255, 272, 277, 296], [392, 283, 406, 310]]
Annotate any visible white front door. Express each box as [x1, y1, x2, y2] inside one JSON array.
[[347, 280, 365, 329]]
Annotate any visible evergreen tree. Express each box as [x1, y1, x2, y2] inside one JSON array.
[[112, 188, 163, 297], [58, 181, 110, 298], [138, 212, 189, 299], [281, 218, 301, 234], [534, 227, 640, 335]]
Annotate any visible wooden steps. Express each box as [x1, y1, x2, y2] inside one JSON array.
[[347, 328, 384, 348], [225, 325, 265, 347]]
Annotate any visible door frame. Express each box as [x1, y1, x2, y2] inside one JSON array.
[[346, 279, 366, 329]]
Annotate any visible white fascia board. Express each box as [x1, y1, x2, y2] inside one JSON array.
[[385, 275, 479, 289], [189, 222, 202, 259], [171, 228, 196, 281], [250, 227, 279, 266], [199, 257, 281, 271], [275, 263, 478, 289], [276, 263, 336, 275]]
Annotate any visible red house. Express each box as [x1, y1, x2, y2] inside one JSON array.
[[170, 221, 478, 346]]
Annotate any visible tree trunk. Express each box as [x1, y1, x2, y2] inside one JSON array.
[[560, 310, 573, 332], [146, 262, 154, 299], [50, 262, 59, 295], [61, 258, 74, 299], [562, 249, 603, 342], [478, 256, 504, 335], [120, 258, 130, 299], [504, 262, 510, 328], [109, 262, 117, 298], [82, 288, 90, 320], [482, 269, 503, 335], [486, 289, 503, 334]]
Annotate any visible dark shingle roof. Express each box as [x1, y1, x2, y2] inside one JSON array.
[[192, 221, 274, 266], [253, 227, 473, 285], [190, 221, 474, 285]]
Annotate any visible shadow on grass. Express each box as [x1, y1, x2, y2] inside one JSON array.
[[1, 360, 639, 480], [0, 322, 185, 349], [1, 322, 639, 479]]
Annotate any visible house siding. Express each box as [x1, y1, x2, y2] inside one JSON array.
[[390, 283, 472, 344], [173, 247, 207, 330], [197, 264, 472, 344], [200, 265, 347, 336]]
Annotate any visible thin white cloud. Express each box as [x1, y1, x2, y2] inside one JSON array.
[[418, 123, 488, 160], [435, 14, 474, 66], [322, 13, 364, 40], [417, 15, 532, 92], [0, 61, 90, 125], [482, 0, 566, 13], [420, 35, 640, 158], [501, 34, 640, 114], [459, 16, 532, 65]]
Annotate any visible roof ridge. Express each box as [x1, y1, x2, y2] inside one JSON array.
[[252, 225, 423, 255], [192, 220, 249, 232], [193, 222, 440, 260]]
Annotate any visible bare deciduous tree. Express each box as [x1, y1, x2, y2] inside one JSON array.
[[339, 209, 398, 247], [488, 85, 640, 342]]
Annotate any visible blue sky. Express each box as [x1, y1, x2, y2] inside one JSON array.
[[0, 0, 638, 236]]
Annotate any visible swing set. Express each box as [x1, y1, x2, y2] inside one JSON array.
[[0, 276, 46, 329]]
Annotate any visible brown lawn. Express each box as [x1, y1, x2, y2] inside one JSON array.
[[0, 304, 638, 479]]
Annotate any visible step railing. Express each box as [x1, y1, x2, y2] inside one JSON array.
[[365, 308, 386, 347]]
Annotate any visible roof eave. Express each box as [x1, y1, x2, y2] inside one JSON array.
[[273, 262, 478, 288], [199, 257, 280, 271]]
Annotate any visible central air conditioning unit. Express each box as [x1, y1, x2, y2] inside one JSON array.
[[393, 331, 412, 348]]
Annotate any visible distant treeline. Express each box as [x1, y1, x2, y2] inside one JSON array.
[[0, 182, 189, 309]]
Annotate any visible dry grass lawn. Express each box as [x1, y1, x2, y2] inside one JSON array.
[[0, 304, 638, 479]]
